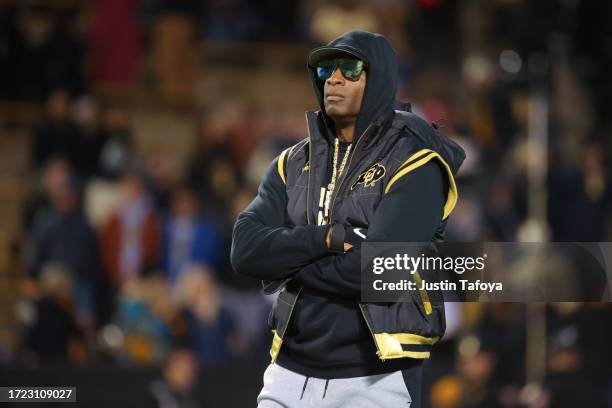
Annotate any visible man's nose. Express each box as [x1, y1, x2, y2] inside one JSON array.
[[326, 67, 344, 85]]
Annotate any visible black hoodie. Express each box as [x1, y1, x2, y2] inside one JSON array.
[[306, 30, 400, 145], [274, 31, 447, 378], [231, 31, 459, 379]]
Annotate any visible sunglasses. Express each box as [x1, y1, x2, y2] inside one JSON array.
[[316, 58, 366, 82]]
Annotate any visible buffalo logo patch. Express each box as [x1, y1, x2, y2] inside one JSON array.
[[351, 163, 386, 190]]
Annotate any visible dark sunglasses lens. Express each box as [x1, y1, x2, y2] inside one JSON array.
[[316, 59, 364, 81], [316, 65, 334, 80], [339, 60, 364, 81], [316, 60, 336, 80]]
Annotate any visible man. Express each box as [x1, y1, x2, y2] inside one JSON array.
[[231, 30, 465, 407], [149, 348, 199, 408]]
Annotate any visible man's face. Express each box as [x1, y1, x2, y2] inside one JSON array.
[[323, 62, 366, 121]]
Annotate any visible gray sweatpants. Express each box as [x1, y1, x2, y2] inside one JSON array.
[[257, 363, 415, 407]]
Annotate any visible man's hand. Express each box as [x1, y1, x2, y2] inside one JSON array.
[[325, 225, 334, 249]]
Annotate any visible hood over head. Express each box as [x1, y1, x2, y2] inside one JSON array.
[[307, 30, 400, 143]]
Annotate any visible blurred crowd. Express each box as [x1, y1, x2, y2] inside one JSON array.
[[18, 88, 272, 368], [1, 0, 612, 407]]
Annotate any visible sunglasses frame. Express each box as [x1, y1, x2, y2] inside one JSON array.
[[316, 58, 367, 82]]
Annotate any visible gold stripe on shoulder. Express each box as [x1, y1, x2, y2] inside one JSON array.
[[396, 148, 433, 172], [384, 150, 459, 220], [277, 148, 291, 185], [384, 152, 437, 194]]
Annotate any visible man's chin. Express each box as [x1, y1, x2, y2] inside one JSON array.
[[324, 106, 346, 118]]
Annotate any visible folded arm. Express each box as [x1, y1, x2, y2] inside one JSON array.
[[293, 161, 448, 298], [230, 153, 331, 280]]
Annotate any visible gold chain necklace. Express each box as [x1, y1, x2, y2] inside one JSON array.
[[322, 138, 352, 224]]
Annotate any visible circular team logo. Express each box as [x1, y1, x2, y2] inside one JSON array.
[[351, 163, 386, 190]]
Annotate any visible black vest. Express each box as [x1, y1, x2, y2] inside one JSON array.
[[268, 109, 466, 363]]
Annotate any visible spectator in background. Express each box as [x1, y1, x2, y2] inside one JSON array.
[[31, 89, 82, 171], [453, 333, 503, 408], [116, 271, 173, 365], [82, 105, 134, 180], [145, 152, 180, 212], [161, 185, 223, 287], [462, 55, 517, 166], [21, 263, 84, 366], [29, 159, 100, 326], [187, 109, 239, 217], [149, 348, 200, 408], [548, 141, 611, 241], [171, 266, 242, 366], [484, 179, 520, 241], [242, 111, 303, 189], [439, 305, 526, 408], [24, 156, 71, 233], [202, 0, 261, 42], [100, 171, 160, 286], [543, 303, 608, 408]]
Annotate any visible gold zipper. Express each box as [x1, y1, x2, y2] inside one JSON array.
[[303, 118, 382, 359], [358, 303, 385, 361], [327, 123, 373, 221], [305, 112, 313, 225]]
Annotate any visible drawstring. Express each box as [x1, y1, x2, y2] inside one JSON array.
[[322, 379, 329, 399], [299, 376, 330, 400], [300, 376, 310, 400]]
